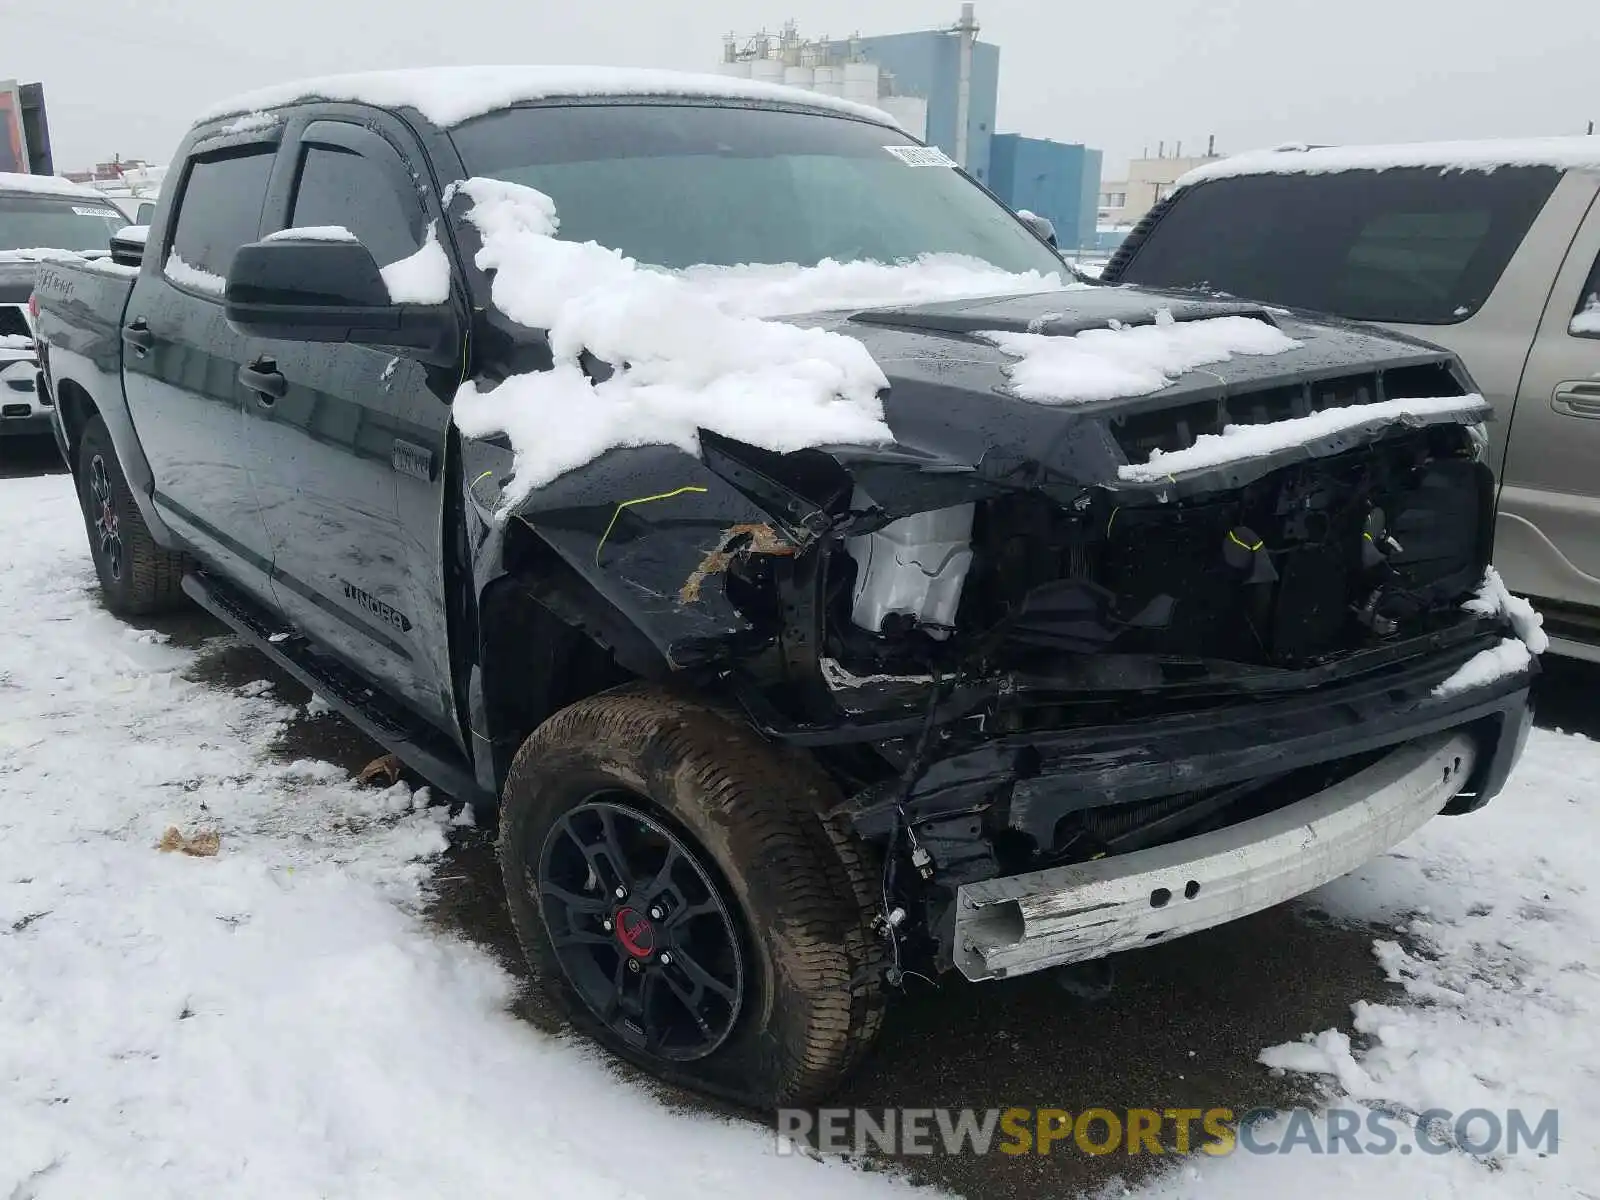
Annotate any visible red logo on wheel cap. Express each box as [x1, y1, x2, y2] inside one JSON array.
[[615, 907, 656, 958]]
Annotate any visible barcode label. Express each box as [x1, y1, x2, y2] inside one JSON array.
[[883, 145, 957, 168]]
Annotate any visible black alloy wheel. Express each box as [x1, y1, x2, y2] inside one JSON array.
[[536, 796, 744, 1061], [88, 453, 124, 581]]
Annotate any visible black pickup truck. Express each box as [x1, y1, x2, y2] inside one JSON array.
[[34, 68, 1534, 1106]]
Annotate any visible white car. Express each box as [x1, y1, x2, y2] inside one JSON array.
[[0, 172, 127, 443]]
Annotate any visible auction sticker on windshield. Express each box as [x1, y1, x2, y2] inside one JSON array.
[[884, 145, 957, 168]]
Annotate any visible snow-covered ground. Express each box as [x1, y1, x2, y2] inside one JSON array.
[[3, 469, 1595, 1198], [1125, 718, 1599, 1199], [0, 473, 918, 1199]]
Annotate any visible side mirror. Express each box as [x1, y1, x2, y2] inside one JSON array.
[[1017, 209, 1058, 248], [224, 237, 454, 359], [110, 226, 148, 268]]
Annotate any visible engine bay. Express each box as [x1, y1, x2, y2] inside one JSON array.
[[823, 423, 1492, 686]]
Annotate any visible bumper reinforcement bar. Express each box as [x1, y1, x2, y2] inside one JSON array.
[[953, 730, 1476, 980]]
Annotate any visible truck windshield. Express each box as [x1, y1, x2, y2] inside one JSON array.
[[1111, 167, 1561, 325], [0, 193, 129, 254], [450, 102, 1064, 274]]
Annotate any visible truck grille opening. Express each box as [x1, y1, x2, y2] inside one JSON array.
[[1110, 363, 1464, 463], [962, 426, 1490, 671]]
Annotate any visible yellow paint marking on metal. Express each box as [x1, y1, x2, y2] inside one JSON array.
[[595, 486, 710, 565]]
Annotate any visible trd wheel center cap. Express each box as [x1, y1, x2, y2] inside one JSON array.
[[614, 906, 656, 958]]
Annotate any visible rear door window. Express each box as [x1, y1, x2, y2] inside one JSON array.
[[1115, 167, 1561, 324], [166, 148, 275, 291], [1572, 253, 1600, 337]]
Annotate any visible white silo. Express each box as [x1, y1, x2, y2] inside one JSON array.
[[717, 60, 753, 78], [811, 66, 843, 97], [842, 61, 880, 105], [784, 65, 815, 89], [750, 58, 786, 87]]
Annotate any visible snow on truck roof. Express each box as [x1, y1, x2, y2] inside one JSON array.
[[203, 66, 901, 131], [0, 171, 108, 200], [1177, 136, 1600, 188]]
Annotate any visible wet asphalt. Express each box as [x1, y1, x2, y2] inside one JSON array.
[[9, 433, 1596, 1198]]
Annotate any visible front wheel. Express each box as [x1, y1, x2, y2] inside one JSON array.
[[498, 687, 885, 1106], [76, 415, 186, 616]]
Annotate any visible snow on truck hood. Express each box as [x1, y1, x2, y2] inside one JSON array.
[[1177, 136, 1600, 188], [445, 178, 1471, 507], [0, 171, 109, 200], [202, 65, 901, 131], [449, 176, 1072, 506]]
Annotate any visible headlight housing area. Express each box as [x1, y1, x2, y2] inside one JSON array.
[[845, 501, 975, 640]]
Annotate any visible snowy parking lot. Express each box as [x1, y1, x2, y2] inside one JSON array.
[[3, 455, 1596, 1199]]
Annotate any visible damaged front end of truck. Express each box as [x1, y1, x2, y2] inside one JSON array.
[[464, 294, 1536, 984]]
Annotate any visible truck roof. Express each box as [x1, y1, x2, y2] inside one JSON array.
[[0, 172, 108, 200], [201, 65, 901, 132], [1177, 136, 1600, 189]]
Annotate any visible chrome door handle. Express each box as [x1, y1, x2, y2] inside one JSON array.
[[1552, 381, 1600, 419]]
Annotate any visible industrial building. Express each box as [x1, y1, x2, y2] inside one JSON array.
[[1098, 140, 1224, 227], [716, 6, 1104, 249], [988, 135, 1102, 254]]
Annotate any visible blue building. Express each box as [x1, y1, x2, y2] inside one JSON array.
[[987, 135, 1103, 252], [719, 8, 1103, 235], [852, 29, 1000, 185]]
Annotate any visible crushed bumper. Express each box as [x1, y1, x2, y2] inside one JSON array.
[[953, 729, 1476, 981]]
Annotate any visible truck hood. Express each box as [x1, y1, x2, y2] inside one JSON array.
[[812, 285, 1479, 496], [469, 282, 1493, 686]]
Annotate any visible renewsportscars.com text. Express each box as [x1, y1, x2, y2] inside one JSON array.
[[775, 1106, 1559, 1158]]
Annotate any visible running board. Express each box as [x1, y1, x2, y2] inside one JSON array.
[[182, 572, 495, 810]]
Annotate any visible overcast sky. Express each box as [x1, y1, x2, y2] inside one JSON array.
[[8, 0, 1596, 175]]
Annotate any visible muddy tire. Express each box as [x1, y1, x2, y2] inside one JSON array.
[[498, 686, 885, 1107], [76, 415, 185, 616]]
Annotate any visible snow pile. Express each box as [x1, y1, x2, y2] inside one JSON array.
[[676, 254, 1066, 319], [1118, 395, 1488, 483], [262, 225, 358, 243], [379, 224, 452, 304], [1464, 565, 1548, 653], [1432, 637, 1534, 698], [0, 473, 917, 1200], [218, 110, 278, 135], [1128, 723, 1600, 1199], [450, 176, 899, 504], [981, 308, 1300, 407], [204, 66, 899, 131], [0, 247, 88, 264], [1572, 294, 1600, 335], [0, 171, 106, 199], [1178, 136, 1600, 188], [164, 251, 226, 297], [0, 333, 32, 350]]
